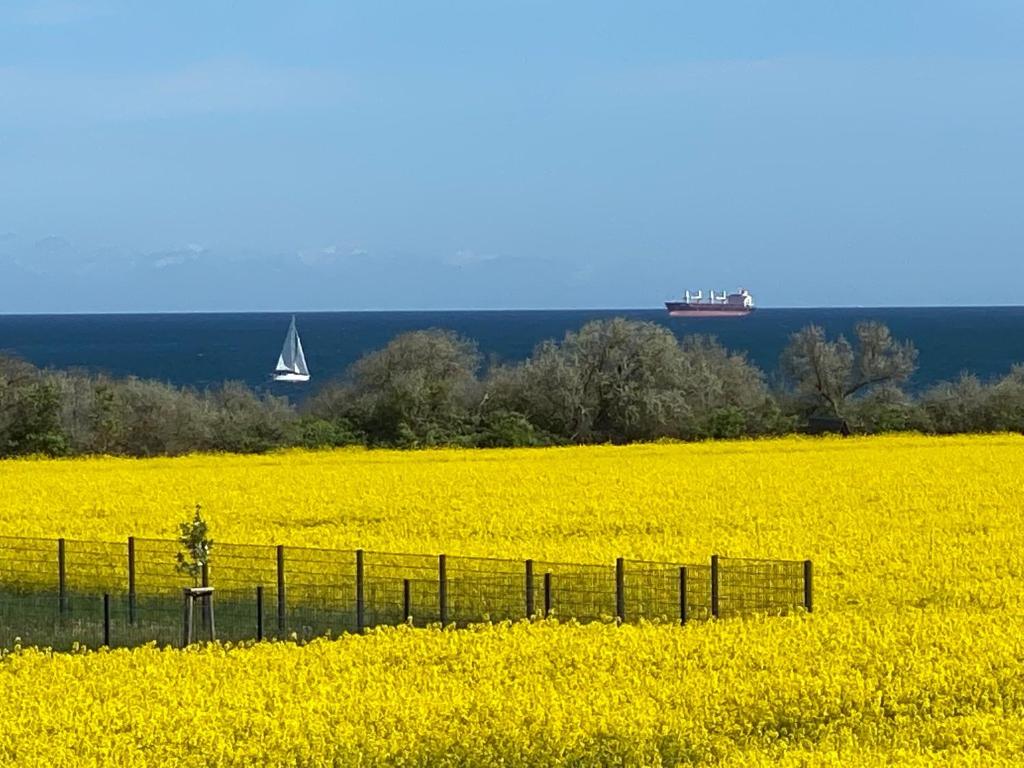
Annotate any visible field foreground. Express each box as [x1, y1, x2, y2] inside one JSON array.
[[1, 435, 1023, 765]]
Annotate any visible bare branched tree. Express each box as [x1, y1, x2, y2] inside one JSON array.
[[781, 322, 917, 418]]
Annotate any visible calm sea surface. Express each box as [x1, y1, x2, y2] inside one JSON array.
[[1, 308, 1022, 400]]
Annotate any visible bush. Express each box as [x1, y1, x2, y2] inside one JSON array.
[[473, 410, 554, 448], [846, 386, 917, 434], [206, 383, 296, 453], [294, 417, 363, 449], [307, 329, 482, 446], [0, 358, 68, 457], [2, 318, 1023, 457]]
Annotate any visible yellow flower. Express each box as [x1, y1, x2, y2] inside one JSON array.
[[0, 434, 1021, 764]]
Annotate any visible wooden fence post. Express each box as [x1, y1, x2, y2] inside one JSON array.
[[182, 587, 214, 644], [355, 549, 365, 632], [203, 591, 215, 640], [525, 559, 535, 618], [710, 554, 720, 619], [803, 559, 813, 613], [403, 578, 411, 623], [256, 585, 264, 641], [438, 554, 448, 625], [103, 593, 111, 647], [543, 572, 552, 618], [181, 589, 194, 647], [127, 536, 136, 625], [58, 538, 67, 616], [200, 562, 210, 630], [615, 557, 626, 623], [679, 566, 688, 625], [276, 545, 286, 633]]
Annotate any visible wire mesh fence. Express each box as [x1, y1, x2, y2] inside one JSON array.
[[623, 559, 701, 623], [363, 550, 439, 628], [717, 556, 809, 618], [0, 534, 812, 649], [0, 535, 59, 594], [531, 560, 618, 622], [447, 555, 525, 625]]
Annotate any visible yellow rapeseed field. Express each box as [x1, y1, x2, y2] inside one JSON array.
[[0, 434, 1023, 765]]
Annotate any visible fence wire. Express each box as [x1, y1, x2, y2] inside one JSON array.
[[531, 560, 617, 623], [447, 555, 525, 625], [717, 557, 806, 618], [623, 559, 702, 623], [0, 534, 811, 649], [65, 538, 127, 595], [0, 536, 58, 593], [363, 550, 438, 628]]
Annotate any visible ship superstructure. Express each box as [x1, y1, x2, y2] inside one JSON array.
[[665, 288, 754, 317]]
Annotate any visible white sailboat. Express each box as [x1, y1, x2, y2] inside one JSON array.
[[272, 316, 310, 382]]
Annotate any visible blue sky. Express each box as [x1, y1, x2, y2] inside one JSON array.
[[1, 1, 1022, 311]]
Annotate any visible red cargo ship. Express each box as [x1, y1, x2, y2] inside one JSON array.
[[665, 289, 755, 318]]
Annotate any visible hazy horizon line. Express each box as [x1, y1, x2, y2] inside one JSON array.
[[2, 304, 1023, 317]]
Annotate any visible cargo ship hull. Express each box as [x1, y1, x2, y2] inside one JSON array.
[[665, 302, 754, 318]]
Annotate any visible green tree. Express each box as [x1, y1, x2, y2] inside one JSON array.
[[486, 322, 778, 443], [0, 359, 68, 456], [676, 335, 784, 438], [486, 319, 691, 443], [176, 504, 213, 586], [206, 382, 296, 453], [309, 329, 482, 445], [986, 365, 1024, 432], [780, 322, 917, 419]]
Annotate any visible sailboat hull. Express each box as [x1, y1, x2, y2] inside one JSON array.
[[272, 372, 310, 382]]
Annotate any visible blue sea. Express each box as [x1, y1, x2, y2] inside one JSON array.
[[1, 308, 1022, 400]]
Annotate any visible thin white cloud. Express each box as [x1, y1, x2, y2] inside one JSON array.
[[445, 249, 501, 267], [150, 244, 205, 269]]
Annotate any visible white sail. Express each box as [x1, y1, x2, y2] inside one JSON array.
[[293, 329, 309, 376], [273, 316, 310, 381]]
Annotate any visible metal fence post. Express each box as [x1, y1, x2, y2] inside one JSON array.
[[58, 538, 67, 616], [710, 554, 720, 619], [543, 572, 552, 618], [615, 557, 626, 623], [525, 559, 535, 618], [127, 536, 136, 625], [403, 578, 411, 623], [803, 559, 813, 613], [276, 545, 286, 633], [103, 593, 111, 647], [256, 585, 264, 641], [355, 549, 365, 632], [438, 554, 448, 625], [679, 566, 688, 625]]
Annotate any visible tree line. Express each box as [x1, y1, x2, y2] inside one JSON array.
[[1, 318, 1022, 457]]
